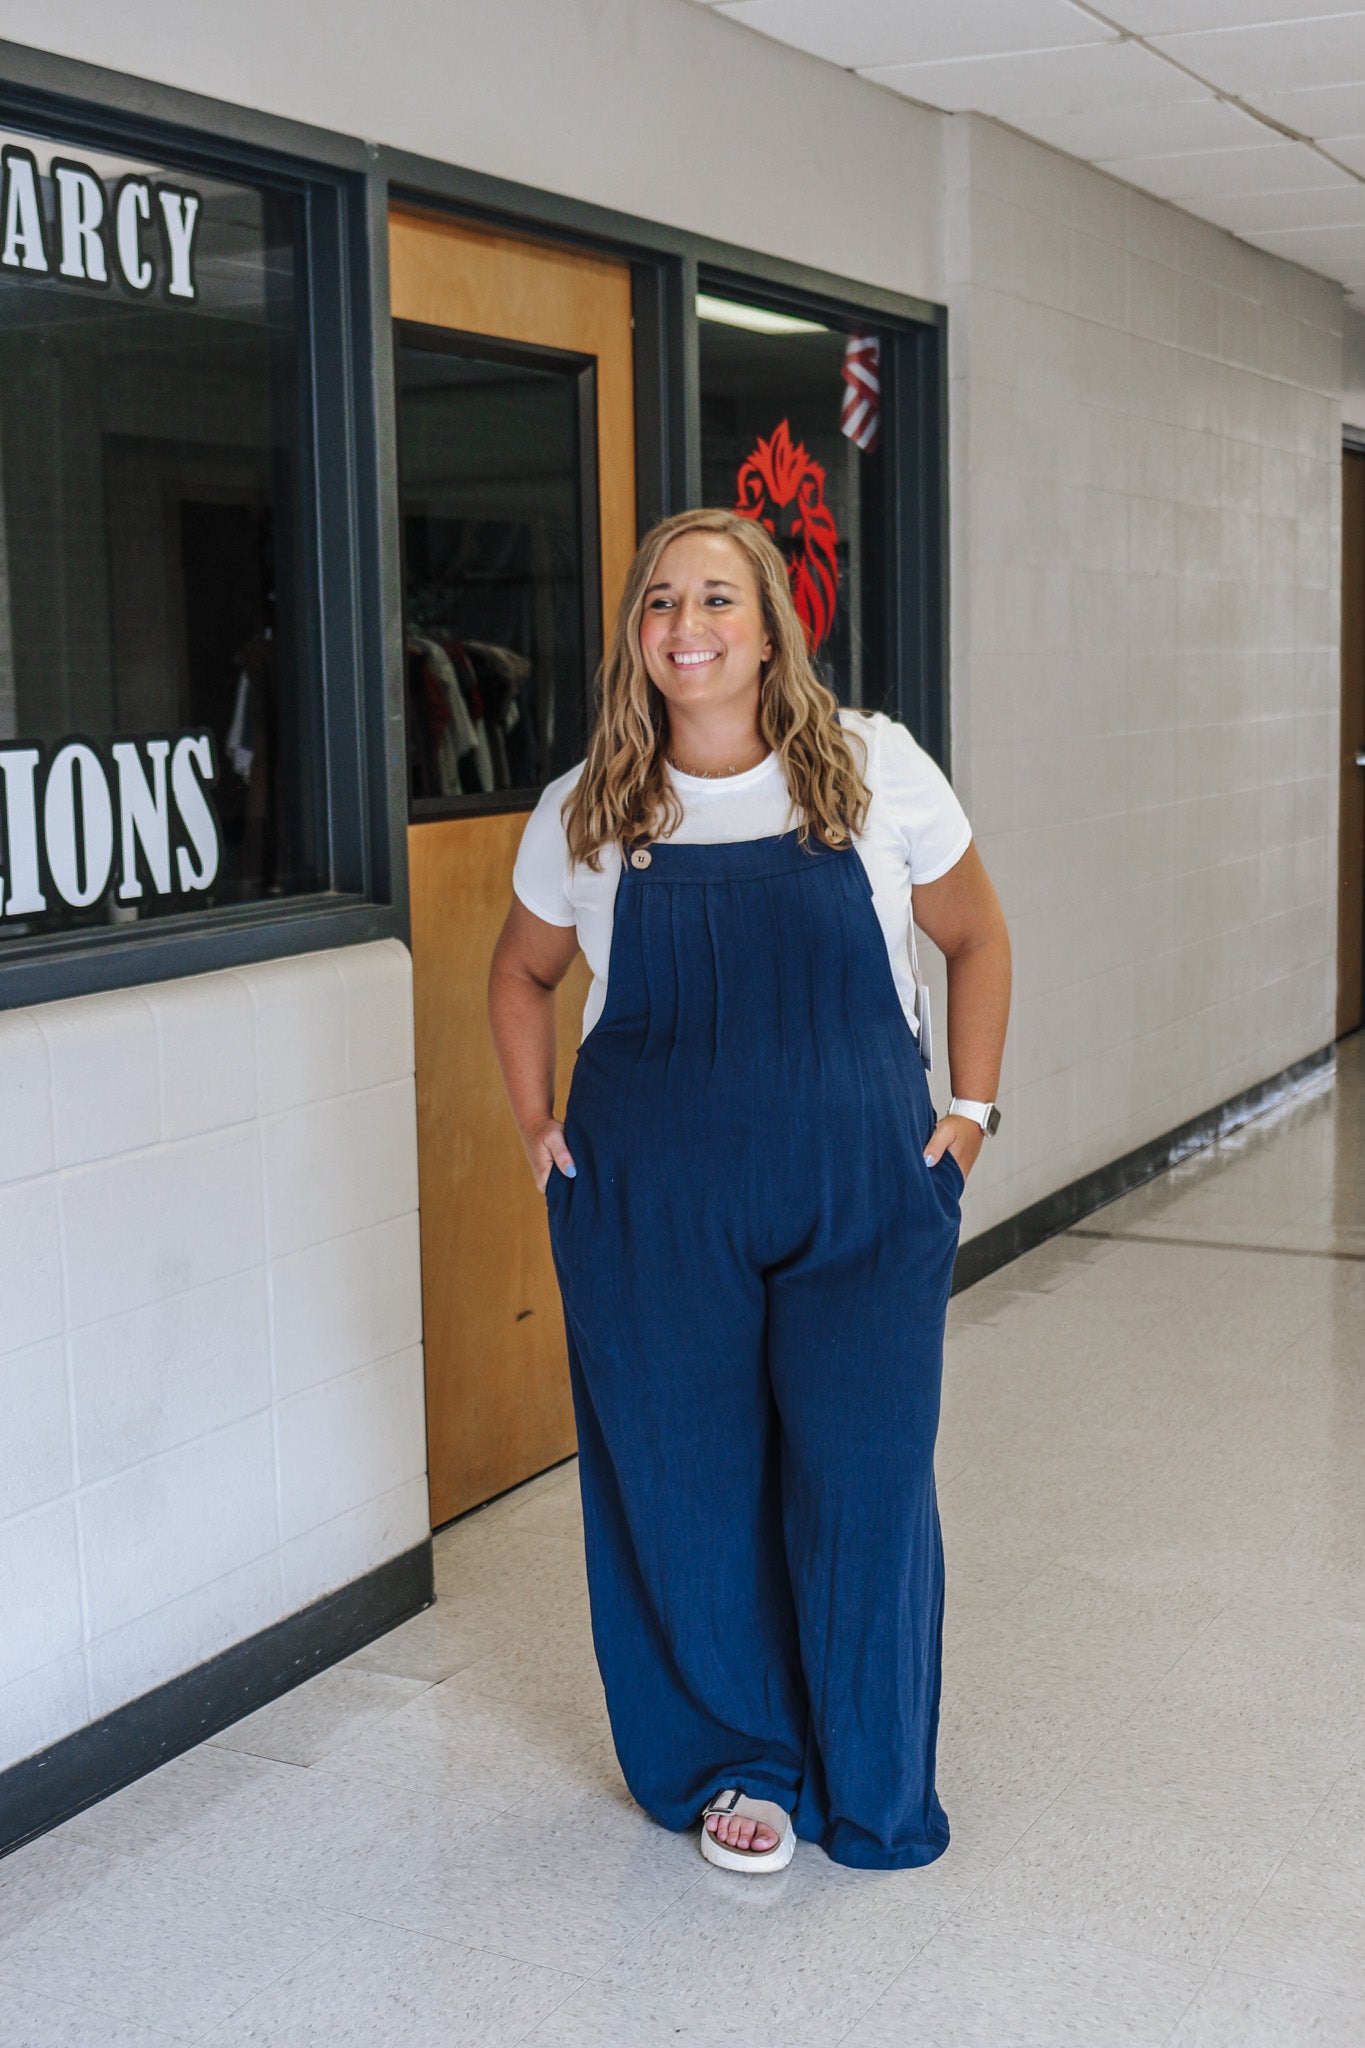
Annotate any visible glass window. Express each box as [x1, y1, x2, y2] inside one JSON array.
[[395, 329, 592, 812], [698, 290, 891, 713], [0, 128, 322, 942]]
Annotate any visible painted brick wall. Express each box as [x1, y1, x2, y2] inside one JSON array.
[[0, 940, 428, 1772], [939, 116, 1342, 1232]]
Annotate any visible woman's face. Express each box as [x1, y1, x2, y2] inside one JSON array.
[[639, 530, 773, 718]]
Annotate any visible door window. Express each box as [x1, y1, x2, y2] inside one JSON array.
[[395, 327, 596, 814]]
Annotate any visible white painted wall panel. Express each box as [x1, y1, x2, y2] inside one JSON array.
[[60, 1127, 266, 1330], [275, 1347, 427, 1545], [240, 957, 348, 1118], [146, 972, 259, 1143], [0, 1656, 89, 1772], [70, 1270, 272, 1484], [86, 1555, 283, 1722], [0, 1501, 83, 1692], [262, 1081, 420, 1260], [335, 945, 417, 1094], [270, 1213, 422, 1400], [0, 1179, 63, 1355], [79, 1413, 279, 1639], [0, 1340, 71, 1521], [33, 991, 161, 1169], [278, 1476, 432, 1615], [0, 941, 425, 1773], [0, 1012, 53, 1185]]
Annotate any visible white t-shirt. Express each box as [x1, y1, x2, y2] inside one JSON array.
[[512, 708, 972, 1043]]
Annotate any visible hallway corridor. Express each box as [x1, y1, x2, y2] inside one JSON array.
[[1, 1040, 1361, 2047]]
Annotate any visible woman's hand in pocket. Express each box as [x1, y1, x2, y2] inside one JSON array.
[[524, 1118, 577, 1194], [923, 1114, 981, 1186]]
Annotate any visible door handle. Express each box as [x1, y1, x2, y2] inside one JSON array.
[[1357, 751, 1365, 768]]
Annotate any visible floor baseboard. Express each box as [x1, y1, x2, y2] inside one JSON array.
[[952, 1042, 1335, 1294], [0, 1539, 434, 1863]]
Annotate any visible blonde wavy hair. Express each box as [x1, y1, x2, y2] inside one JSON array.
[[562, 508, 872, 869]]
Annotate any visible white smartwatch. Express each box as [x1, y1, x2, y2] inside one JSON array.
[[949, 1095, 1001, 1136]]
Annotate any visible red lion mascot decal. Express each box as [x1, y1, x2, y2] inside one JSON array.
[[733, 419, 840, 652]]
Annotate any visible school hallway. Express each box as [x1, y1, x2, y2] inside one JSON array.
[[1, 1035, 1361, 2048]]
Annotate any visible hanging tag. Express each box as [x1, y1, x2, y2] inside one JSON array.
[[916, 980, 933, 1073]]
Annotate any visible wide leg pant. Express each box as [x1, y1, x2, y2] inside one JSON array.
[[546, 830, 961, 1869]]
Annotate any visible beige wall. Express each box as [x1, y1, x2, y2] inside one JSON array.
[[0, 0, 944, 305], [938, 116, 1341, 1229]]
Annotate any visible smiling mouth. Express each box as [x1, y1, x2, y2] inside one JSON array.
[[668, 650, 720, 668]]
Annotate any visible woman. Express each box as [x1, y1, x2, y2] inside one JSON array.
[[489, 509, 1011, 1874]]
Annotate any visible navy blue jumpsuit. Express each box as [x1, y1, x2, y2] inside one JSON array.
[[545, 826, 960, 1870]]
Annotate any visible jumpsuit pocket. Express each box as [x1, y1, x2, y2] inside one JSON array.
[[936, 1148, 965, 1200]]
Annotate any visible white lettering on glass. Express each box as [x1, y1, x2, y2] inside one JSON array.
[[171, 734, 220, 890], [0, 747, 46, 915], [44, 742, 115, 906], [0, 149, 49, 274], [113, 178, 153, 294], [0, 152, 204, 298], [111, 737, 172, 898], [0, 733, 221, 923], [53, 163, 109, 285], [156, 188, 200, 302]]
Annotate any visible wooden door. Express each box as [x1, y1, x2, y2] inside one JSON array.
[[1340, 449, 1365, 1040], [390, 208, 636, 1523]]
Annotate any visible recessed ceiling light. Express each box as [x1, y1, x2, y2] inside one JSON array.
[[695, 293, 831, 335]]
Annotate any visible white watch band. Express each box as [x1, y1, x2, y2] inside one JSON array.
[[949, 1096, 996, 1132]]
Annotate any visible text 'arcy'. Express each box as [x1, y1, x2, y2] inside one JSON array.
[[1, 146, 201, 300]]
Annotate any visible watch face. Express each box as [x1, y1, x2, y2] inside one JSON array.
[[985, 1105, 1002, 1136]]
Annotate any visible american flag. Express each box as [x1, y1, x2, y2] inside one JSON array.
[[840, 335, 881, 452]]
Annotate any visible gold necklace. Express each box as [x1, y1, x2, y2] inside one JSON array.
[[666, 746, 769, 780]]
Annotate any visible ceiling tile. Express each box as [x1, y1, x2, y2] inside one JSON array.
[[1104, 0, 1365, 29], [1192, 183, 1365, 234], [1239, 219, 1365, 272], [1147, 16, 1365, 99], [1012, 93, 1268, 160], [862, 37, 1200, 119], [1100, 140, 1355, 199], [1240, 79, 1365, 137], [1323, 132, 1365, 174], [714, 0, 1109, 71]]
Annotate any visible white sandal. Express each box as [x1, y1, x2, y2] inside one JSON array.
[[699, 1789, 796, 1873]]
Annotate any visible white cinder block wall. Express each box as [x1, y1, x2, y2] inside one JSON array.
[[939, 117, 1341, 1230], [0, 942, 428, 1772]]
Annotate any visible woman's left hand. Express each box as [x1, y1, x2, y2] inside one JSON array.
[[923, 1114, 983, 1186]]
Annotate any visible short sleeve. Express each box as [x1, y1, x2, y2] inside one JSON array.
[[873, 715, 972, 884], [511, 772, 579, 927]]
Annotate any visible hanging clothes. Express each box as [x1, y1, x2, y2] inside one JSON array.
[[405, 631, 495, 796]]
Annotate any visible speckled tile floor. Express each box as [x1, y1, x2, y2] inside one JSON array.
[[2, 1038, 1362, 2046]]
